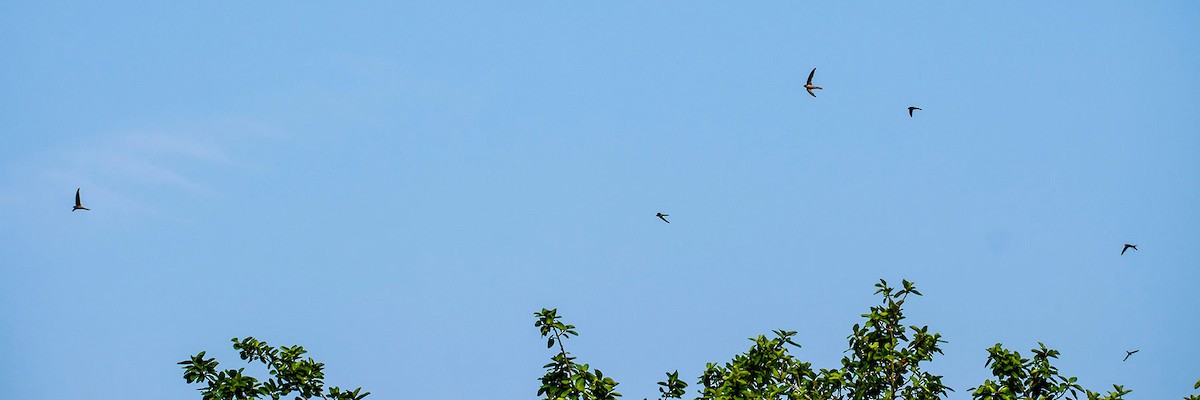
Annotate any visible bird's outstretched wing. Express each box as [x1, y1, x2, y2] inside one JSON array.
[[1121, 246, 1128, 255], [807, 68, 816, 85], [807, 88, 816, 97], [75, 188, 82, 207], [909, 108, 914, 117]]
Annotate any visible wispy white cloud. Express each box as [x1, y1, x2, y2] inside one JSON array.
[[0, 120, 282, 222], [52, 132, 227, 197], [119, 132, 234, 166], [94, 151, 216, 195]]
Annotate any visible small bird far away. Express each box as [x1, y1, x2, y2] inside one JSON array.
[[805, 68, 822, 97], [656, 213, 670, 223], [908, 106, 921, 117], [72, 188, 90, 212], [1123, 349, 1139, 362], [1121, 243, 1138, 255]]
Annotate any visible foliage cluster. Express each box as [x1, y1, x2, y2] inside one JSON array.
[[179, 337, 368, 400], [532, 280, 1151, 400], [179, 280, 1200, 400]]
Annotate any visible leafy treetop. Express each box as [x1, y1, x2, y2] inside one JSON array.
[[537, 279, 1151, 400], [179, 337, 368, 400]]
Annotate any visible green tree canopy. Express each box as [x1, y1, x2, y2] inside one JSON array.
[[179, 337, 368, 400], [177, 279, 1199, 400], [533, 279, 1143, 400]]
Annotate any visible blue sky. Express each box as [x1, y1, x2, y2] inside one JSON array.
[[2, 2, 1198, 399]]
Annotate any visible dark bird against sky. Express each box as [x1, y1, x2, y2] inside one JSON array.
[[72, 188, 90, 212], [1121, 243, 1138, 255], [1123, 349, 1139, 362], [908, 106, 921, 117], [805, 68, 823, 97], [656, 213, 670, 223]]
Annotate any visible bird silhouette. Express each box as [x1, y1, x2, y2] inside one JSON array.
[[1123, 349, 1139, 362], [72, 188, 90, 212], [1121, 243, 1138, 255], [908, 106, 921, 117], [656, 213, 670, 223], [805, 68, 823, 97]]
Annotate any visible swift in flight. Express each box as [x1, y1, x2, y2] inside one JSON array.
[[805, 68, 823, 97], [72, 188, 90, 212]]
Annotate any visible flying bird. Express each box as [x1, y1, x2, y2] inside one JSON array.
[[1121, 243, 1138, 255], [656, 213, 670, 223], [804, 68, 823, 97], [72, 188, 90, 212], [908, 106, 922, 117], [1123, 349, 1139, 362]]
